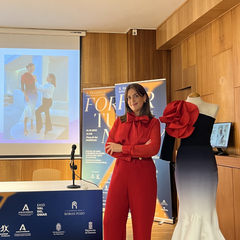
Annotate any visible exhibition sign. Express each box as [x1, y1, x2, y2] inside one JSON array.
[[115, 79, 173, 223], [82, 87, 116, 208], [82, 80, 173, 223], [0, 189, 102, 239]]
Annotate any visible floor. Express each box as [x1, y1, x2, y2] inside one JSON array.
[[126, 218, 176, 240]]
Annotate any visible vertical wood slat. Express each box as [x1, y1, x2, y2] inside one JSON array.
[[201, 94, 213, 103], [233, 168, 240, 240], [234, 87, 240, 155], [182, 65, 197, 91], [212, 49, 234, 123], [196, 25, 213, 96], [81, 33, 103, 88], [216, 166, 235, 240], [174, 88, 191, 101], [127, 29, 165, 82], [212, 11, 233, 57], [182, 35, 196, 70], [81, 32, 128, 88], [171, 44, 182, 96], [232, 5, 240, 88]]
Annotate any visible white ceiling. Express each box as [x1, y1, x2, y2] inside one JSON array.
[[0, 0, 186, 33]]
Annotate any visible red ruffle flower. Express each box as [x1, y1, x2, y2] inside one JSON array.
[[159, 100, 199, 139]]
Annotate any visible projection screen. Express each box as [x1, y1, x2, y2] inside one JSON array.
[[0, 31, 80, 157]]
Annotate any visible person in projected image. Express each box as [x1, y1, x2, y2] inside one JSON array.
[[35, 74, 56, 134], [20, 63, 38, 136]]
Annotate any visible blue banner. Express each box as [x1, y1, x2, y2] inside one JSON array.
[[0, 190, 102, 239], [82, 87, 116, 209]]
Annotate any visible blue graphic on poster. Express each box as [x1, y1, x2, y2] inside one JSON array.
[[82, 87, 116, 208]]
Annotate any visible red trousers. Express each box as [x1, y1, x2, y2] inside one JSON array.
[[104, 158, 157, 240]]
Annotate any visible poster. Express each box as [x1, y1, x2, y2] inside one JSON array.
[[82, 87, 116, 208], [115, 79, 173, 223]]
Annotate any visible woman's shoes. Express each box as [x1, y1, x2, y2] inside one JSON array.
[[24, 130, 28, 136], [30, 125, 34, 129]]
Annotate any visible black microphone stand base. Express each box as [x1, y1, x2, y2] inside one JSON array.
[[67, 184, 80, 189]]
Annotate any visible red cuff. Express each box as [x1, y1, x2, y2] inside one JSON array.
[[122, 145, 131, 155]]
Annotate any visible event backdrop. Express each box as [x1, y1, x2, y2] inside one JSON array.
[[82, 80, 173, 223], [82, 87, 116, 209], [0, 190, 102, 239]]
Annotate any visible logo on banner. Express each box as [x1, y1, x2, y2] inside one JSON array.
[[64, 201, 85, 216], [85, 221, 96, 235], [53, 223, 65, 236], [72, 201, 77, 209], [0, 225, 10, 237], [37, 203, 47, 217], [14, 224, 31, 237], [161, 200, 168, 206], [18, 204, 33, 216]]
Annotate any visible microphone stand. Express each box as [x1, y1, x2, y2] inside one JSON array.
[[67, 148, 80, 189]]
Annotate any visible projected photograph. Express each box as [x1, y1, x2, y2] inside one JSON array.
[[4, 54, 69, 140]]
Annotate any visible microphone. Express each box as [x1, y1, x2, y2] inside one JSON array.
[[67, 144, 80, 189], [70, 144, 77, 161]]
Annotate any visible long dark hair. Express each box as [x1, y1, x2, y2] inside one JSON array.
[[49, 73, 56, 87], [119, 83, 154, 122]]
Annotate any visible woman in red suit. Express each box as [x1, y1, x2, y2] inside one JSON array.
[[104, 83, 161, 240]]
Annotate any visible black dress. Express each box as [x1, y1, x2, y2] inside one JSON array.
[[161, 112, 225, 239]]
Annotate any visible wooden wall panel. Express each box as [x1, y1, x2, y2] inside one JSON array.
[[156, 22, 167, 50], [196, 25, 213, 95], [181, 40, 188, 70], [234, 87, 240, 155], [81, 33, 128, 88], [178, 1, 192, 32], [212, 11, 233, 56], [187, 35, 196, 67], [232, 5, 240, 87], [182, 65, 196, 90], [166, 12, 179, 41], [192, 0, 222, 21], [101, 34, 128, 85], [212, 49, 234, 123], [171, 44, 182, 95], [216, 166, 235, 240], [182, 35, 196, 70], [20, 159, 81, 181], [174, 88, 191, 101], [0, 160, 21, 181], [156, 0, 239, 50], [201, 94, 213, 103], [81, 33, 103, 88], [0, 159, 79, 182], [233, 168, 240, 240], [127, 30, 167, 83]]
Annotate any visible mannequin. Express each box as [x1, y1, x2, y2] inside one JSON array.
[[159, 93, 225, 240], [186, 92, 219, 119]]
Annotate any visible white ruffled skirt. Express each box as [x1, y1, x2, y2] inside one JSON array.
[[173, 145, 226, 240], [20, 91, 38, 122]]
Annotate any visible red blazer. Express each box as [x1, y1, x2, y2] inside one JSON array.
[[105, 113, 161, 161]]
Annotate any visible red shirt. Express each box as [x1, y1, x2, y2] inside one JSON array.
[[105, 112, 161, 161]]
